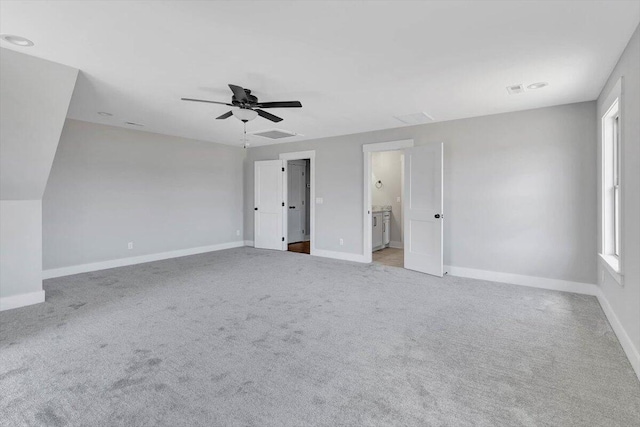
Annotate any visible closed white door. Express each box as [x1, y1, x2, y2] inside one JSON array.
[[254, 160, 285, 250], [403, 144, 443, 276], [287, 162, 305, 243]]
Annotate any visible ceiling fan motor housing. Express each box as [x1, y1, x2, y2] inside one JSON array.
[[232, 90, 258, 106]]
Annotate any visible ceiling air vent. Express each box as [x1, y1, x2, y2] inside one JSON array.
[[394, 112, 434, 125], [506, 84, 525, 95], [250, 129, 298, 139]]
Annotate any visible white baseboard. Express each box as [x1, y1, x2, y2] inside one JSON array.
[[313, 249, 368, 263], [596, 290, 640, 380], [444, 265, 599, 295], [0, 290, 45, 311], [244, 240, 254, 247], [389, 241, 403, 249], [43, 241, 245, 279]]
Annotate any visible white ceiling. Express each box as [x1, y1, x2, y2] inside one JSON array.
[[1, 1, 638, 147]]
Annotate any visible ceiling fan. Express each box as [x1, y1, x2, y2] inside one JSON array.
[[181, 84, 302, 123]]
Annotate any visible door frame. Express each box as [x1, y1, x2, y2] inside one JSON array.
[[362, 139, 414, 263], [280, 150, 316, 255]]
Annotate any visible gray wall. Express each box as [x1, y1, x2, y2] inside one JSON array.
[[245, 101, 597, 284], [43, 119, 245, 270], [0, 48, 78, 200], [0, 49, 77, 303], [372, 150, 403, 244], [0, 200, 42, 299], [597, 26, 640, 362]]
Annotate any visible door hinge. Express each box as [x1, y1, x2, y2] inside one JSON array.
[[282, 237, 285, 242], [282, 202, 285, 207], [282, 167, 285, 172]]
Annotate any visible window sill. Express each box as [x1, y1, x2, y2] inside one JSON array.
[[599, 253, 623, 286]]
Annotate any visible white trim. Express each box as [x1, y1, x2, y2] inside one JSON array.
[[596, 289, 640, 380], [43, 241, 245, 279], [244, 240, 254, 247], [279, 150, 316, 160], [599, 77, 625, 286], [0, 290, 45, 311], [313, 249, 368, 263], [362, 139, 414, 152], [598, 253, 622, 285], [444, 265, 599, 295], [389, 241, 403, 249], [279, 150, 316, 256], [363, 139, 414, 263]]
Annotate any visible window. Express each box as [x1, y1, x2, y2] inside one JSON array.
[[612, 114, 620, 257], [601, 93, 622, 279]]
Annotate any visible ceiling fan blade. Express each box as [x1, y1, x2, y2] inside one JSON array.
[[216, 111, 233, 120], [181, 98, 233, 106], [229, 84, 249, 103], [256, 109, 283, 122], [256, 101, 302, 109]]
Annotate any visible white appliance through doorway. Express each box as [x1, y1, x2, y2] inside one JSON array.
[[363, 140, 444, 277], [253, 151, 316, 254]]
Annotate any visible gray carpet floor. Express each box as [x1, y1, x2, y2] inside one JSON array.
[[1, 247, 639, 426]]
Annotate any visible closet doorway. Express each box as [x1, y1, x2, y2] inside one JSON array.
[[286, 159, 311, 254]]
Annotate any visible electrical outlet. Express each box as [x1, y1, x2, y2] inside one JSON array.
[[236, 230, 240, 236], [339, 238, 344, 246], [316, 197, 324, 205], [128, 242, 133, 250]]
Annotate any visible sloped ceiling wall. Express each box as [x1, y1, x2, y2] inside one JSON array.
[[0, 48, 78, 200]]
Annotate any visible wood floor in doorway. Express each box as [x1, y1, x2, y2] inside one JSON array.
[[373, 247, 404, 268], [288, 241, 310, 254]]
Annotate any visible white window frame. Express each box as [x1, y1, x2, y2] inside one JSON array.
[[599, 78, 623, 285]]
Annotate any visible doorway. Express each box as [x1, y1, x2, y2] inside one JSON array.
[[371, 150, 404, 267], [287, 159, 311, 254], [363, 140, 444, 277], [253, 150, 316, 255]]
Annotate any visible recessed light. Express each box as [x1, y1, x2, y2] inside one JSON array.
[[97, 112, 113, 117], [125, 121, 144, 127], [527, 82, 548, 90], [0, 34, 34, 47]]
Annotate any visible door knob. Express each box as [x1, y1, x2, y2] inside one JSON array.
[[434, 214, 441, 218]]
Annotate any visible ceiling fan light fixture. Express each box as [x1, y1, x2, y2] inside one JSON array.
[[232, 108, 258, 122]]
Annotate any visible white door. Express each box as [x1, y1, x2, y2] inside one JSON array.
[[403, 144, 443, 276], [287, 162, 305, 243], [254, 160, 286, 250]]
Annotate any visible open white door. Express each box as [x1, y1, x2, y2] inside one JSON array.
[[403, 143, 443, 276], [254, 160, 286, 250]]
